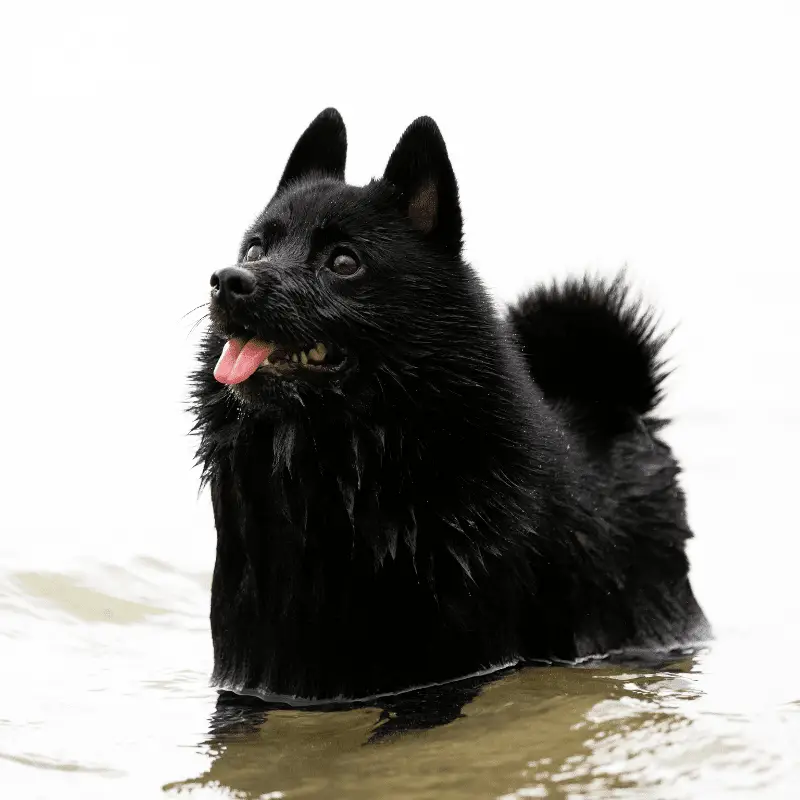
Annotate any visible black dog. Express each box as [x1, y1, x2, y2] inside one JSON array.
[[191, 108, 709, 703]]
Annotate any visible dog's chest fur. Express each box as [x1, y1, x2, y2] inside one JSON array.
[[207, 414, 533, 699]]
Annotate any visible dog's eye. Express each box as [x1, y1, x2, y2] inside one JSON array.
[[244, 244, 264, 262], [329, 251, 360, 277]]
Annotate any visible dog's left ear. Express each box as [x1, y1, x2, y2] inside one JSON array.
[[383, 117, 463, 256], [278, 108, 347, 190]]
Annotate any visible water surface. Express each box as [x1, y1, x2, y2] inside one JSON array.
[[3, 467, 800, 800]]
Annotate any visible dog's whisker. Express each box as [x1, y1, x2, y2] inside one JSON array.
[[181, 303, 208, 321], [188, 313, 210, 338]]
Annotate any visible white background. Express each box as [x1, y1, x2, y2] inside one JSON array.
[[0, 2, 799, 794], [2, 0, 799, 633]]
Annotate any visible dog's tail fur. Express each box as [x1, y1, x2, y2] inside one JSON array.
[[507, 273, 670, 439]]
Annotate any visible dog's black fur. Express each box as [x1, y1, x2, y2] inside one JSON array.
[[191, 108, 709, 702]]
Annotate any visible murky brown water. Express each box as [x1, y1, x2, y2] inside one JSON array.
[[166, 660, 800, 800]]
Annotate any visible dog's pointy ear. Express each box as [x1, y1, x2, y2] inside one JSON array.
[[383, 117, 463, 255], [278, 108, 347, 190]]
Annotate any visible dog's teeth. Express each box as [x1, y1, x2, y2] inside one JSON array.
[[291, 353, 299, 363], [300, 351, 308, 366], [308, 342, 327, 363], [261, 357, 270, 366]]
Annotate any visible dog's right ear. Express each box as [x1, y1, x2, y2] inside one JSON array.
[[383, 116, 463, 256], [278, 108, 347, 190]]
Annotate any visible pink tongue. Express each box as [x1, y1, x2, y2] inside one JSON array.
[[213, 338, 274, 385]]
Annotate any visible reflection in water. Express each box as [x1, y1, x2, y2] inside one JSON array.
[[165, 658, 709, 800]]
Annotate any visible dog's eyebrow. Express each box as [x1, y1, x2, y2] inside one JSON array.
[[310, 221, 350, 252], [261, 220, 287, 247]]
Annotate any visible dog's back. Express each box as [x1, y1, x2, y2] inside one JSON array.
[[509, 275, 708, 656]]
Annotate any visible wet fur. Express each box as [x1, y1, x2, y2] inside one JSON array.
[[191, 109, 708, 701]]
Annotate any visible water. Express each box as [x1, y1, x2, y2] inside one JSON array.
[[3, 548, 800, 799], [2, 2, 800, 797]]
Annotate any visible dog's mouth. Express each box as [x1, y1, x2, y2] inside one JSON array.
[[213, 337, 347, 385]]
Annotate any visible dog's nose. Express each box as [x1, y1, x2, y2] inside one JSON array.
[[210, 266, 257, 304]]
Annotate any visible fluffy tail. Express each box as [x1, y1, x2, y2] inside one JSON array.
[[507, 273, 670, 438]]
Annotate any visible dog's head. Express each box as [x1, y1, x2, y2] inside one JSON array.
[[203, 108, 492, 411]]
